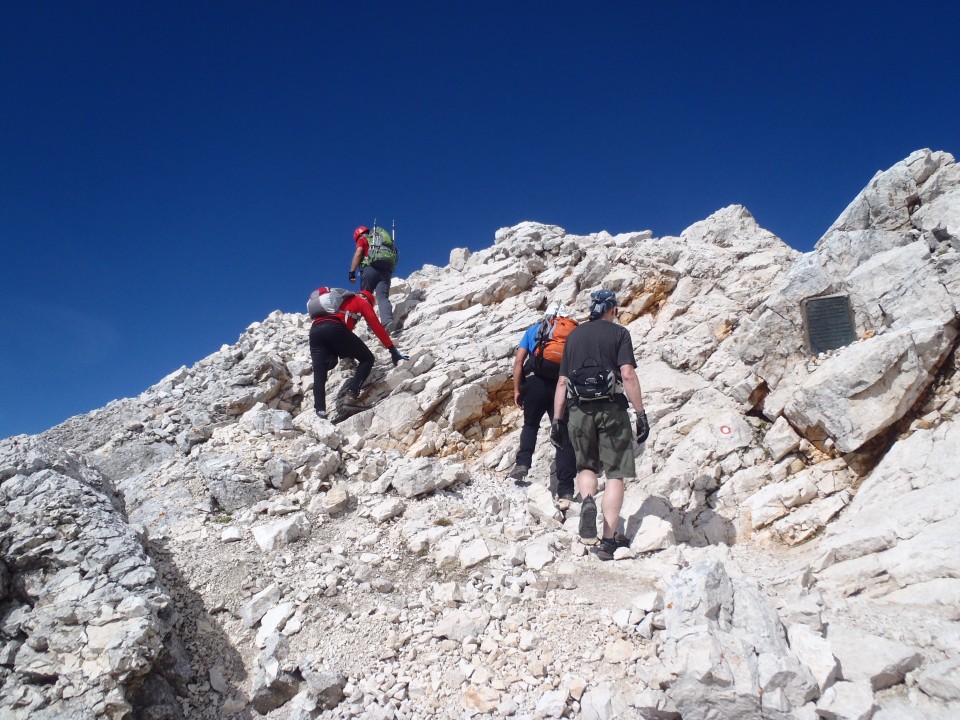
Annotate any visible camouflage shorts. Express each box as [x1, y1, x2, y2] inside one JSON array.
[[567, 401, 636, 479]]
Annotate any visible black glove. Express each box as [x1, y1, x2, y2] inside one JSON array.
[[389, 346, 408, 366], [635, 411, 650, 443], [348, 270, 357, 283], [550, 419, 568, 450]]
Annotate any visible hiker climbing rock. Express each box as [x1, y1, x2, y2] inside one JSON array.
[[307, 286, 407, 420], [510, 302, 578, 502], [349, 224, 398, 332], [553, 289, 649, 560]]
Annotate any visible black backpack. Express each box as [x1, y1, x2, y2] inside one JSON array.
[[567, 359, 617, 404]]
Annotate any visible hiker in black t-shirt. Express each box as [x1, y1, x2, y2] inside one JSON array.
[[552, 289, 650, 561]]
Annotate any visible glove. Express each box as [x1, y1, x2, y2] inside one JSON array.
[[550, 419, 568, 450], [389, 346, 408, 366], [348, 270, 357, 283], [635, 410, 650, 444]]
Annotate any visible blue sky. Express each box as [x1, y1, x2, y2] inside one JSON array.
[[2, 2, 957, 439]]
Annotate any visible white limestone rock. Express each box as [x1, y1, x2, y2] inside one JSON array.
[[241, 584, 283, 628], [916, 657, 960, 701], [523, 541, 555, 571], [433, 608, 491, 642], [631, 515, 676, 553], [256, 602, 296, 647], [379, 457, 469, 498], [783, 324, 956, 452], [747, 475, 818, 529], [764, 416, 802, 462], [816, 680, 876, 720], [826, 625, 922, 691], [459, 538, 490, 568], [661, 559, 817, 718], [369, 497, 405, 523], [251, 513, 311, 552], [787, 623, 840, 693], [534, 687, 568, 719]]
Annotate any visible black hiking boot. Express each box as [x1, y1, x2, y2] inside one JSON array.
[[594, 535, 629, 561], [579, 495, 598, 542], [510, 465, 530, 486]]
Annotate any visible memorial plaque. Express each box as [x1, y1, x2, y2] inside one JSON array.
[[802, 294, 855, 355]]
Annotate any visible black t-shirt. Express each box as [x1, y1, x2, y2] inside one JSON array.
[[558, 319, 636, 380]]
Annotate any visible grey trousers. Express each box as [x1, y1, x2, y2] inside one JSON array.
[[360, 264, 394, 330]]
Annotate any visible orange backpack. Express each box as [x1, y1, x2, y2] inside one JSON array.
[[532, 316, 578, 378]]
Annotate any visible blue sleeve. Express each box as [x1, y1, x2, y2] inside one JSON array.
[[518, 323, 540, 352]]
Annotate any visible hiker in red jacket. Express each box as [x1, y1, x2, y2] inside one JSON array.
[[309, 289, 407, 419]]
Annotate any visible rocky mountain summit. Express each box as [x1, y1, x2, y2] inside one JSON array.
[[2, 148, 959, 720]]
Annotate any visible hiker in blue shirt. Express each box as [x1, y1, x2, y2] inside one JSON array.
[[509, 302, 577, 502]]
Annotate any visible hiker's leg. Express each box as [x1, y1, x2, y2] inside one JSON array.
[[516, 374, 549, 467], [337, 331, 375, 395], [599, 478, 625, 540], [577, 468, 598, 498], [360, 265, 377, 295], [375, 272, 393, 330], [555, 441, 577, 496], [309, 324, 334, 413], [544, 382, 576, 495]]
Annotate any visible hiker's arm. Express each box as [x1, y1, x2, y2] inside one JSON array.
[[349, 246, 364, 275], [620, 364, 644, 413], [359, 301, 393, 349], [513, 349, 528, 407], [554, 376, 568, 420]]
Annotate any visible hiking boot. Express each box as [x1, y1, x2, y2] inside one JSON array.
[[315, 409, 328, 420], [594, 535, 629, 561], [340, 391, 367, 410], [509, 465, 529, 483], [578, 495, 598, 541]]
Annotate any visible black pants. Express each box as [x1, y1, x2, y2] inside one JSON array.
[[309, 321, 374, 412], [516, 373, 576, 494]]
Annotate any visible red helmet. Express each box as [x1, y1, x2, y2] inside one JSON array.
[[359, 290, 375, 305], [353, 226, 370, 242]]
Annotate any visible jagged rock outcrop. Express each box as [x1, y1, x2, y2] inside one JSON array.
[[0, 439, 177, 719], [2, 149, 959, 719]]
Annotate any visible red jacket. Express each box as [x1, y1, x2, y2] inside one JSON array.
[[312, 294, 393, 349], [355, 235, 370, 259]]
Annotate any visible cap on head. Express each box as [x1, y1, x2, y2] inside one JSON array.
[[359, 289, 375, 305], [354, 225, 370, 242], [545, 302, 571, 318], [589, 289, 617, 319]]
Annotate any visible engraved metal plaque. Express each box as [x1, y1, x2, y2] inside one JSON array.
[[802, 294, 855, 355]]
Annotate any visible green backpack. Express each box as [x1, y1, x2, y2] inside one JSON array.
[[364, 225, 398, 271]]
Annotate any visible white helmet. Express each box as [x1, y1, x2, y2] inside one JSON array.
[[545, 302, 571, 318]]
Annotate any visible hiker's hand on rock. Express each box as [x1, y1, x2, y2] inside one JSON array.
[[550, 419, 568, 450], [635, 411, 650, 443], [389, 347, 408, 366]]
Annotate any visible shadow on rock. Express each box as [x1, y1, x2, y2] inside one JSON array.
[[136, 538, 253, 720], [625, 494, 734, 551]]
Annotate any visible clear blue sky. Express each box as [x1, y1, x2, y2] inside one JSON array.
[[2, 2, 957, 439]]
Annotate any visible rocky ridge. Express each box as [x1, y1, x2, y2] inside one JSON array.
[[1, 148, 959, 719]]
